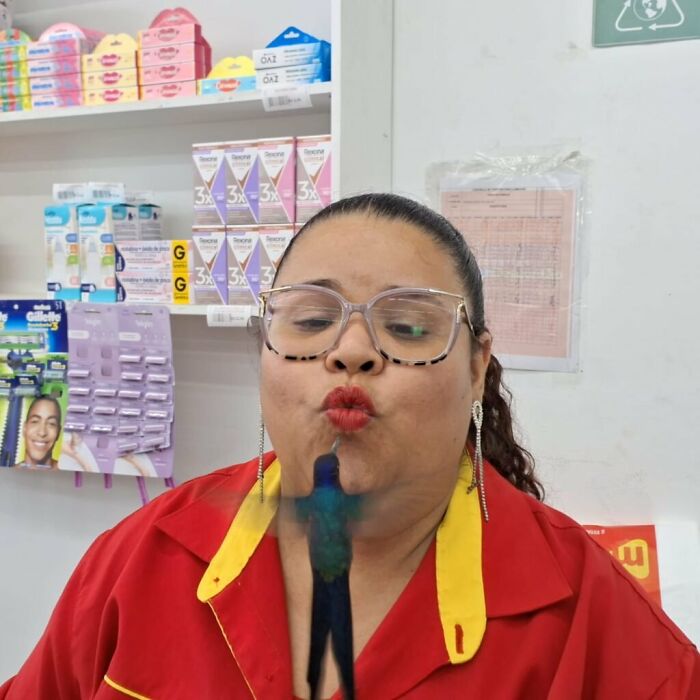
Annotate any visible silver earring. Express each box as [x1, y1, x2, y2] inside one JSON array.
[[258, 406, 265, 503], [468, 400, 489, 522]]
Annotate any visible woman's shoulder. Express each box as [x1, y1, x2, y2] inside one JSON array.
[[490, 467, 696, 648], [82, 454, 263, 571]]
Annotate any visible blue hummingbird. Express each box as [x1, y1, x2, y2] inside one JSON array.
[[295, 438, 360, 700]]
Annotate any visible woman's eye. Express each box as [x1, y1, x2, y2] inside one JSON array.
[[385, 322, 429, 339], [293, 317, 335, 331]]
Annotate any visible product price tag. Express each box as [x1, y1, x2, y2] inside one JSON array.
[[206, 305, 257, 328], [261, 84, 312, 112]]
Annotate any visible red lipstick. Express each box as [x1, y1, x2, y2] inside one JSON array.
[[322, 386, 376, 432]]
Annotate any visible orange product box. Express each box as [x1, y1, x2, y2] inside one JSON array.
[[83, 68, 139, 89], [84, 86, 140, 106], [141, 80, 197, 101]]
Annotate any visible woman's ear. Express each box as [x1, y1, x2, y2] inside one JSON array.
[[470, 331, 492, 400]]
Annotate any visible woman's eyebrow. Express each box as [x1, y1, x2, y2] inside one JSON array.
[[300, 278, 342, 291]]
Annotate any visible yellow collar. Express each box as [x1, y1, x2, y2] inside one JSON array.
[[197, 455, 485, 664]]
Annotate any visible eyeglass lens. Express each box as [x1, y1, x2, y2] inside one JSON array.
[[264, 288, 457, 361]]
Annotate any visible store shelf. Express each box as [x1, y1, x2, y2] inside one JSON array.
[[0, 83, 332, 137], [0, 294, 256, 326]]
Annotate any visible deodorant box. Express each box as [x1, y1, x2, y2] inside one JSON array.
[[257, 137, 296, 225], [258, 226, 295, 292], [295, 134, 332, 223], [191, 228, 227, 304], [226, 228, 259, 305], [192, 142, 226, 226], [224, 140, 260, 226], [44, 204, 81, 301]]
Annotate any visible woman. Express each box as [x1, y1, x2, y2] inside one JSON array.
[[1, 194, 697, 699]]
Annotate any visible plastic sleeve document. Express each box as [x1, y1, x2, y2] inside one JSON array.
[[440, 174, 582, 372]]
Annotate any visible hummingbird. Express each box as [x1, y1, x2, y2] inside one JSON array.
[[295, 438, 360, 700]]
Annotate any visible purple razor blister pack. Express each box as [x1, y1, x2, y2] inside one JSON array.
[[61, 303, 175, 478]]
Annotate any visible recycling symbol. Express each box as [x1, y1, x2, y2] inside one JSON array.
[[616, 0, 685, 32]]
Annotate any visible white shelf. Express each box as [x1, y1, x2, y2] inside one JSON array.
[[0, 294, 256, 326], [0, 83, 332, 137]]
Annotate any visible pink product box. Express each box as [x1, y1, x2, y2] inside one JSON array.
[[139, 61, 207, 85], [141, 80, 197, 101], [27, 56, 81, 79], [139, 23, 202, 49], [31, 90, 83, 109], [27, 38, 93, 60], [30, 74, 82, 95], [138, 41, 210, 68]]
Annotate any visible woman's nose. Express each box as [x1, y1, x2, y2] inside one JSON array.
[[324, 316, 384, 376]]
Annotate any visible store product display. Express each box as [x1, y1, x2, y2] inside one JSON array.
[[44, 182, 163, 304], [254, 25, 331, 89], [138, 7, 212, 101], [0, 299, 68, 469], [60, 303, 175, 480], [1, 14, 331, 112]]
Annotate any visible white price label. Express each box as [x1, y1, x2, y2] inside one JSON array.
[[262, 85, 312, 112], [206, 305, 256, 327]]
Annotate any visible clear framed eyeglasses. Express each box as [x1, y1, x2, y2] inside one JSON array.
[[258, 284, 475, 366]]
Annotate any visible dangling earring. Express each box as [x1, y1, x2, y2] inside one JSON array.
[[258, 406, 265, 503], [468, 399, 489, 522]]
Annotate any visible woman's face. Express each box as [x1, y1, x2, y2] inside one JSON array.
[[23, 399, 60, 466], [261, 213, 491, 511]]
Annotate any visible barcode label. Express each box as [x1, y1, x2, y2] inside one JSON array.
[[262, 85, 312, 112], [92, 190, 111, 199], [57, 191, 75, 199], [206, 305, 256, 327]]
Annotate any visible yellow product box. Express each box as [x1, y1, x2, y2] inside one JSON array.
[[82, 34, 138, 73], [84, 86, 140, 106], [83, 67, 138, 90]]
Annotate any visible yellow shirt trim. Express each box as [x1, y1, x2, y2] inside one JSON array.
[[197, 459, 281, 602], [103, 675, 151, 699], [197, 455, 486, 664], [436, 454, 486, 663]]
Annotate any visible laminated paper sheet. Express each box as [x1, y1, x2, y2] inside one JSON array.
[[440, 174, 582, 371]]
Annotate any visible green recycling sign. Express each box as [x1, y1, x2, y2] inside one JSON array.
[[594, 0, 700, 46]]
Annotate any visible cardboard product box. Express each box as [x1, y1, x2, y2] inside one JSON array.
[[226, 228, 259, 306], [83, 68, 138, 90], [31, 91, 83, 109], [29, 74, 82, 94], [141, 80, 196, 101], [191, 228, 227, 304], [83, 86, 139, 106], [224, 140, 260, 226], [44, 204, 81, 301], [258, 227, 295, 292], [257, 137, 296, 225], [192, 142, 226, 227], [296, 134, 332, 223]]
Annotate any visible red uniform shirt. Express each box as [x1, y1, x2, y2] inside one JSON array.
[[2, 453, 698, 699]]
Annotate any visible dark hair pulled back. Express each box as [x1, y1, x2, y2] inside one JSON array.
[[275, 193, 544, 500]]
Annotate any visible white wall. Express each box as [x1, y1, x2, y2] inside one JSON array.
[[393, 0, 700, 639]]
